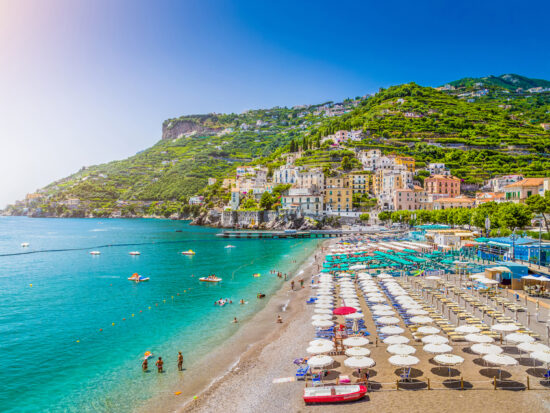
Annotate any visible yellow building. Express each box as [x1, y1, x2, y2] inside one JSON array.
[[395, 156, 416, 172], [324, 176, 352, 213], [346, 173, 371, 195]]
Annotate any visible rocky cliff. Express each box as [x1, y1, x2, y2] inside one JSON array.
[[162, 119, 220, 140]]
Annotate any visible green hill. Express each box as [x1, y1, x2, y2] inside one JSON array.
[[447, 74, 550, 91]]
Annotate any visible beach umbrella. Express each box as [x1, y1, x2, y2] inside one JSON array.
[[362, 287, 380, 293], [366, 292, 385, 298], [421, 335, 449, 345], [344, 356, 376, 369], [377, 316, 400, 325], [482, 354, 518, 380], [311, 314, 332, 321], [367, 296, 386, 303], [417, 326, 440, 335], [471, 343, 503, 355], [434, 354, 464, 377], [312, 320, 333, 328], [410, 316, 433, 324], [309, 339, 333, 347], [333, 306, 356, 315], [306, 342, 334, 354], [314, 308, 333, 314], [388, 355, 420, 368], [530, 350, 550, 364], [345, 347, 371, 357], [491, 323, 519, 333], [423, 343, 453, 354], [505, 333, 535, 344], [343, 336, 369, 347], [517, 342, 550, 353], [455, 325, 480, 334], [377, 273, 392, 279], [372, 304, 393, 311], [344, 312, 364, 320], [383, 335, 410, 345], [373, 310, 396, 316], [387, 344, 416, 355], [465, 333, 494, 343], [315, 304, 333, 310], [350, 265, 366, 270], [307, 355, 334, 369], [406, 309, 429, 316], [425, 276, 441, 281], [380, 326, 405, 335]]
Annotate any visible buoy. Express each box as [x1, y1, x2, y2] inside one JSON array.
[[163, 299, 166, 303], [112, 322, 115, 326], [122, 318, 126, 321], [155, 303, 158, 306], [99, 329, 103, 332], [76, 340, 80, 343], [148, 307, 151, 310], [29, 284, 33, 287], [140, 310, 143, 313], [174, 391, 182, 395], [132, 314, 135, 317]]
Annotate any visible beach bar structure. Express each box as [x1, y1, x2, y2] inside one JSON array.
[[475, 236, 550, 266]]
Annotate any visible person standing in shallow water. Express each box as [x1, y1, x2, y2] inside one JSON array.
[[156, 357, 163, 373], [290, 280, 294, 290], [142, 358, 148, 372], [177, 352, 183, 371]]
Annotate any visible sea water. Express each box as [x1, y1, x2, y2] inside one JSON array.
[[0, 217, 320, 412]]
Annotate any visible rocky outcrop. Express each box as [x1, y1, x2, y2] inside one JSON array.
[[162, 119, 220, 140], [191, 210, 222, 226]]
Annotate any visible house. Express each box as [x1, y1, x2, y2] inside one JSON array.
[[540, 123, 550, 131], [222, 178, 236, 189], [281, 188, 323, 215], [503, 178, 546, 202], [432, 196, 475, 210], [207, 178, 217, 186], [347, 173, 371, 195], [475, 192, 505, 205], [230, 191, 240, 210], [273, 165, 301, 184], [189, 196, 204, 206], [324, 177, 352, 213], [424, 175, 461, 197], [235, 166, 256, 178], [486, 175, 524, 192], [393, 188, 417, 211], [426, 163, 450, 176], [296, 169, 324, 192]]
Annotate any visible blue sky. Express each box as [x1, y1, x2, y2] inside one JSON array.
[[0, 0, 549, 206]]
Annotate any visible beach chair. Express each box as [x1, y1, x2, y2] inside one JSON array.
[[312, 374, 322, 386], [400, 367, 411, 381], [296, 365, 309, 380]]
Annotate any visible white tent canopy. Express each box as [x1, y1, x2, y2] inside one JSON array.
[[307, 355, 334, 368], [344, 356, 376, 369]]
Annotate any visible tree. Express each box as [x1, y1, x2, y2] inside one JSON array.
[[359, 213, 370, 222], [496, 203, 532, 230], [378, 211, 391, 223], [526, 194, 550, 234], [341, 156, 353, 171], [241, 197, 258, 210], [259, 191, 274, 210]]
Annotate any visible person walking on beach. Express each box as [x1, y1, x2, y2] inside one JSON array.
[[290, 280, 295, 290], [277, 315, 283, 323], [142, 358, 148, 372], [177, 352, 183, 371], [155, 357, 163, 373], [299, 279, 304, 288]]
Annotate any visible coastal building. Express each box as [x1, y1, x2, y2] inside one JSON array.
[[393, 188, 417, 211], [273, 165, 301, 185], [426, 163, 450, 176], [360, 150, 395, 172], [235, 166, 256, 178], [486, 175, 524, 192], [281, 188, 323, 215], [324, 176, 351, 213], [503, 178, 546, 202], [230, 191, 240, 210], [424, 175, 461, 197], [347, 173, 371, 195], [207, 178, 217, 186], [296, 168, 324, 192], [222, 178, 236, 189], [189, 196, 204, 206], [475, 192, 505, 205], [395, 156, 416, 173], [432, 196, 475, 210]]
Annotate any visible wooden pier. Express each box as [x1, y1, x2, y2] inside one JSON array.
[[215, 229, 407, 239]]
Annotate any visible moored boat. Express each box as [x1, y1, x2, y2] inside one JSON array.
[[128, 273, 150, 282], [303, 385, 367, 404], [21, 242, 30, 247], [89, 251, 101, 255], [199, 275, 222, 283], [181, 250, 196, 255], [129, 251, 140, 255]]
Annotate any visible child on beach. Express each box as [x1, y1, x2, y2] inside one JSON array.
[[290, 280, 294, 290], [277, 315, 283, 323], [155, 357, 163, 373]]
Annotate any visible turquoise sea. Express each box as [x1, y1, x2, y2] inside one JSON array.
[[0, 217, 320, 412]]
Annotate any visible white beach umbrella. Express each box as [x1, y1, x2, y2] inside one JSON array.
[[380, 326, 405, 335], [400, 303, 423, 310], [470, 343, 503, 355], [362, 287, 380, 293], [306, 342, 334, 354], [350, 265, 366, 270], [307, 355, 334, 368], [491, 323, 519, 333], [311, 314, 332, 321], [423, 343, 453, 354], [425, 276, 441, 281], [383, 335, 410, 345], [315, 303, 333, 309], [482, 354, 518, 367], [344, 356, 376, 369], [517, 342, 550, 353], [309, 339, 333, 347], [343, 336, 370, 347], [388, 354, 420, 367], [530, 350, 550, 364], [377, 273, 393, 279], [345, 312, 364, 320], [373, 310, 396, 317], [455, 325, 480, 334], [421, 335, 449, 345], [314, 308, 333, 314], [345, 347, 371, 357], [406, 309, 429, 316], [387, 344, 416, 355], [377, 316, 401, 325], [505, 333, 535, 344], [367, 296, 386, 303], [312, 320, 334, 328], [366, 292, 385, 298], [410, 316, 434, 325], [465, 333, 494, 344], [434, 353, 464, 366], [417, 326, 440, 335], [371, 304, 393, 311]]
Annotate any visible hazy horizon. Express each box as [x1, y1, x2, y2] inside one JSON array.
[[1, 0, 549, 208]]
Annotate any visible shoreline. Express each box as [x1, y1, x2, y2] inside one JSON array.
[[136, 238, 329, 413]]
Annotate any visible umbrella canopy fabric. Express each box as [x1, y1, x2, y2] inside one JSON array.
[[387, 344, 416, 355], [307, 355, 334, 368], [367, 296, 386, 303], [376, 316, 401, 325], [314, 308, 333, 314], [315, 303, 334, 309], [373, 310, 396, 316], [309, 339, 333, 347], [406, 309, 429, 316], [434, 354, 464, 366], [530, 350, 550, 364], [371, 304, 393, 311], [517, 342, 550, 353], [505, 333, 535, 344], [491, 323, 518, 333], [343, 336, 369, 347], [312, 314, 332, 321], [410, 316, 434, 324], [380, 326, 405, 335], [312, 320, 334, 328], [383, 335, 410, 345], [465, 333, 494, 343], [471, 343, 503, 355], [333, 306, 357, 315], [417, 326, 440, 335], [423, 343, 453, 354], [388, 355, 420, 367], [421, 335, 449, 345], [455, 325, 480, 334], [483, 353, 518, 366], [306, 342, 334, 354], [345, 347, 371, 357], [344, 312, 364, 320], [344, 356, 376, 369]]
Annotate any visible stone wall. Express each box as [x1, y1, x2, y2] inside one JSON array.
[[221, 210, 279, 227]]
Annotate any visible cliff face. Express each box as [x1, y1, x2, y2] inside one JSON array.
[[162, 119, 219, 140]]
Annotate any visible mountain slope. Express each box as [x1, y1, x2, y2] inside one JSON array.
[[447, 74, 550, 90]]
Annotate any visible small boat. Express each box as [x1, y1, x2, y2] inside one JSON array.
[[89, 251, 101, 255], [128, 273, 150, 282], [21, 242, 30, 247], [181, 250, 196, 255], [303, 385, 367, 404], [199, 275, 222, 283], [224, 245, 236, 249], [129, 251, 140, 255], [253, 273, 261, 278]]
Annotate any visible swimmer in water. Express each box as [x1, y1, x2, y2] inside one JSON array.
[[240, 299, 245, 304], [233, 317, 238, 323]]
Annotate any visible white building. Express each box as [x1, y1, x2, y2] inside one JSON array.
[[273, 165, 301, 184], [230, 191, 240, 210], [486, 175, 524, 192], [427, 163, 450, 176], [296, 169, 324, 192], [281, 188, 323, 216]]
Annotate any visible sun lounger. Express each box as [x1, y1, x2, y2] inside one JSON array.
[[296, 365, 309, 379]]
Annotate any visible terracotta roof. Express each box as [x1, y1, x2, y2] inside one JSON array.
[[426, 175, 460, 180], [504, 178, 545, 188], [436, 197, 475, 203]]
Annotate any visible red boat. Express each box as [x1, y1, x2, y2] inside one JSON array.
[[303, 385, 367, 404]]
